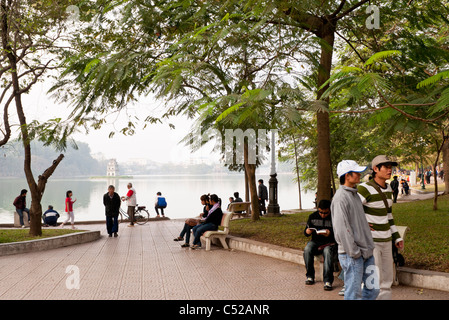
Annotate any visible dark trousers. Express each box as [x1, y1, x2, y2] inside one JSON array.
[[106, 215, 119, 234], [128, 206, 135, 225], [303, 240, 335, 284], [180, 223, 194, 244], [155, 205, 166, 216], [192, 223, 218, 246], [44, 216, 58, 226], [392, 190, 399, 203], [259, 199, 266, 215]]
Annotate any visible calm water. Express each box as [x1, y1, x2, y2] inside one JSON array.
[[0, 174, 315, 223]]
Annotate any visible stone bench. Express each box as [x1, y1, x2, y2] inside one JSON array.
[[201, 212, 234, 251], [226, 201, 251, 218]]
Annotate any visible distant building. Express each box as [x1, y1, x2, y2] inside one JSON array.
[[106, 159, 119, 176]]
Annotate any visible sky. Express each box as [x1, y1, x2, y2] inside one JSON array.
[[20, 81, 219, 165]]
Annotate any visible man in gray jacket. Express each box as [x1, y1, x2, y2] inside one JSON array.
[[331, 160, 379, 300]]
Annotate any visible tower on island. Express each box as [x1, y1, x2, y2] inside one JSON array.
[[106, 159, 119, 177]]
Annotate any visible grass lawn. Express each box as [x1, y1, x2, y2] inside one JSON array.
[[0, 228, 82, 244], [229, 194, 449, 273]]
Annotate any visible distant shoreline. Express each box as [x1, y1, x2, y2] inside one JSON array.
[[89, 175, 133, 179]]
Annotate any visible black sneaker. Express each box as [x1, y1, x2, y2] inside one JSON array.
[[324, 282, 333, 291], [305, 277, 315, 285]]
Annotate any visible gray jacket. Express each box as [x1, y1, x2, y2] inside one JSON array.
[[331, 185, 374, 259]]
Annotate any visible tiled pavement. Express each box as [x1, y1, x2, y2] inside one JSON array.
[[0, 220, 448, 301]]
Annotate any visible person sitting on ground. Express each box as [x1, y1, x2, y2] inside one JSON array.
[[42, 205, 60, 227], [191, 194, 223, 249], [303, 199, 336, 291], [174, 194, 211, 247]]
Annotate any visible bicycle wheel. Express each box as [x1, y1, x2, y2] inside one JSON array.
[[119, 208, 127, 224], [134, 209, 150, 225]]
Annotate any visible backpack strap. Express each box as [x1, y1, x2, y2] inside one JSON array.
[[367, 179, 390, 210]]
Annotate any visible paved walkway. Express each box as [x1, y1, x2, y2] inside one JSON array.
[[0, 219, 448, 301]]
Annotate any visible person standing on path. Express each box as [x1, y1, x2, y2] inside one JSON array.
[[104, 185, 121, 237], [122, 183, 136, 226], [61, 190, 77, 229], [331, 160, 379, 300], [258, 179, 268, 215], [358, 155, 404, 300], [390, 176, 399, 203]]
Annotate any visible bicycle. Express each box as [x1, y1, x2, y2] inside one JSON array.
[[119, 205, 150, 225]]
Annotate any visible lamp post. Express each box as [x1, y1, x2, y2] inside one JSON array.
[[267, 129, 281, 216]]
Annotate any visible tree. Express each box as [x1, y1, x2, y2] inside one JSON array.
[[0, 0, 72, 235]]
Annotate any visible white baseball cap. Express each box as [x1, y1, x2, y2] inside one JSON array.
[[337, 160, 367, 178]]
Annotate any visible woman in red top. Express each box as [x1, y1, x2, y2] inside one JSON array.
[[61, 190, 77, 229]]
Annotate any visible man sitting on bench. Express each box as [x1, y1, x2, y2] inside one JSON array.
[[303, 199, 336, 291]]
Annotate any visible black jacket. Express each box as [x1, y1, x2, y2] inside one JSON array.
[[103, 192, 121, 217], [304, 210, 335, 246], [258, 184, 268, 200], [204, 206, 223, 227]]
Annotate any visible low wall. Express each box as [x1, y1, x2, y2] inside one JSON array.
[[226, 235, 449, 293], [0, 230, 101, 256]]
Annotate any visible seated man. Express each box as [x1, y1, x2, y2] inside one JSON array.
[[303, 199, 336, 291], [43, 205, 60, 226]]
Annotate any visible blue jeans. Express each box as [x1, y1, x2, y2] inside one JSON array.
[[303, 241, 335, 283], [338, 254, 380, 300], [106, 216, 119, 234], [192, 223, 218, 246], [16, 208, 30, 226], [180, 223, 194, 244]]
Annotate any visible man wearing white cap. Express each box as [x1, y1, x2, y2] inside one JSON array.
[[331, 160, 379, 300], [358, 155, 404, 300]]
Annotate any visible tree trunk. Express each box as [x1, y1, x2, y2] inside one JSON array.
[[2, 0, 64, 236], [244, 141, 260, 221], [443, 139, 449, 194], [316, 23, 335, 203]]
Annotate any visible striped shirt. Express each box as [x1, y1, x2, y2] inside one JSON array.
[[357, 181, 402, 243]]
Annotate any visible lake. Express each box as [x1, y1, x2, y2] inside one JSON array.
[[0, 173, 315, 224]]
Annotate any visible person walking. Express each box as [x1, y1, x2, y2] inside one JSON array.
[[13, 189, 30, 228], [358, 155, 404, 300], [331, 160, 379, 300], [122, 183, 136, 226], [103, 185, 121, 237], [61, 190, 77, 229]]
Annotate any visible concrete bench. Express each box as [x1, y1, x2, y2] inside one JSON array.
[[14, 210, 30, 228], [226, 201, 251, 218], [201, 212, 234, 251], [393, 225, 410, 286]]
